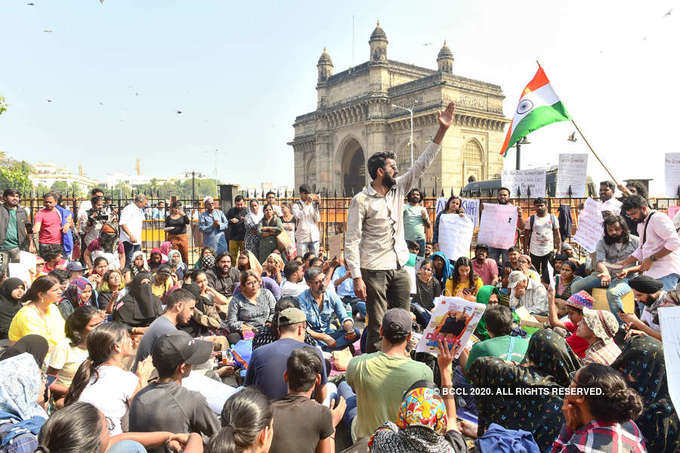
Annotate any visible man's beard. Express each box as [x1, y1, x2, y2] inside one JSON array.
[[384, 173, 397, 190], [498, 200, 508, 205], [609, 234, 623, 243]]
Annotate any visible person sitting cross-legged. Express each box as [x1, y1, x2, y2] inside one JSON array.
[[297, 266, 360, 351]]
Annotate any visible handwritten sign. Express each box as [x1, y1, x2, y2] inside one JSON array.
[[477, 203, 519, 250], [435, 197, 480, 227], [502, 168, 547, 198], [556, 154, 588, 197], [416, 296, 486, 358], [659, 306, 680, 414], [666, 153, 680, 197], [438, 214, 474, 261], [573, 198, 604, 253]]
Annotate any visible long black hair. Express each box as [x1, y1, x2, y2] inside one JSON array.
[[22, 275, 59, 303], [451, 256, 478, 290], [603, 215, 630, 246], [37, 402, 104, 453], [574, 364, 643, 423], [65, 305, 100, 347], [214, 387, 273, 453], [65, 322, 129, 406]]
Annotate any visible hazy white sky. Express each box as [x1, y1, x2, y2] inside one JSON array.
[[0, 0, 677, 194]]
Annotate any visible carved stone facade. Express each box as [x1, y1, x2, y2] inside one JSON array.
[[289, 22, 510, 196]]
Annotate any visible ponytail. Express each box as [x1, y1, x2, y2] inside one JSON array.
[[38, 402, 103, 453], [64, 322, 128, 406], [213, 388, 273, 453]]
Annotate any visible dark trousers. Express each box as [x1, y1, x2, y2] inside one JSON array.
[[530, 251, 554, 281], [123, 241, 141, 269], [362, 267, 411, 353]]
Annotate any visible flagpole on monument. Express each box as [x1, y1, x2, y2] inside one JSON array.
[[536, 59, 621, 188]]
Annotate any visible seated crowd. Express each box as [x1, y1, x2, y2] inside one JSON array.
[[0, 182, 677, 453]]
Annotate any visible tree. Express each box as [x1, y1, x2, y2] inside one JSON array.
[[0, 96, 7, 116], [50, 181, 69, 194], [0, 158, 33, 194]]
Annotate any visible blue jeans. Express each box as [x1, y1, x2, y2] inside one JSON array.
[[123, 241, 141, 270], [341, 296, 366, 318], [415, 238, 426, 257], [570, 274, 632, 323], [337, 381, 357, 433], [488, 247, 509, 266], [108, 440, 147, 453], [657, 273, 680, 291], [316, 328, 361, 352]]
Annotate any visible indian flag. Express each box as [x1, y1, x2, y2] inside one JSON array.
[[500, 64, 571, 156]]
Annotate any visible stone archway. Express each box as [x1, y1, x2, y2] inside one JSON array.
[[339, 138, 365, 196]]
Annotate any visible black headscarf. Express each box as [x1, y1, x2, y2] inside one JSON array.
[[469, 329, 581, 452], [0, 335, 49, 368], [0, 278, 25, 339], [612, 336, 680, 453], [113, 272, 163, 327]]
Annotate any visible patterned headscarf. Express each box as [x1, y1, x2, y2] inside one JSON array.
[[0, 353, 48, 421], [198, 248, 216, 270], [521, 328, 582, 387], [612, 336, 680, 453], [397, 387, 447, 435], [62, 277, 95, 307]]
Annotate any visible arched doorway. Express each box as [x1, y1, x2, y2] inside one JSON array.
[[340, 138, 365, 196], [463, 139, 484, 183]]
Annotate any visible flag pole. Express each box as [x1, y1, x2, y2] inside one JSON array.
[[535, 59, 621, 187], [570, 119, 620, 187]]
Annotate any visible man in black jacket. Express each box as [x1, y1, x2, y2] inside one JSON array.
[[226, 195, 248, 263], [0, 189, 33, 263]]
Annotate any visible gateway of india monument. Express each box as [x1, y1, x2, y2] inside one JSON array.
[[289, 22, 510, 196]]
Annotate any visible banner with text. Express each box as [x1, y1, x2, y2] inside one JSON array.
[[573, 197, 604, 253], [477, 203, 519, 250], [438, 214, 474, 261], [665, 153, 680, 197], [556, 154, 588, 197], [501, 168, 547, 198]]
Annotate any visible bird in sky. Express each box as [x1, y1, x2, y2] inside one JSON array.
[[43, 29, 53, 33], [663, 9, 672, 18]]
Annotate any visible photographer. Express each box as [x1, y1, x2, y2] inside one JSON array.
[[81, 196, 112, 248]]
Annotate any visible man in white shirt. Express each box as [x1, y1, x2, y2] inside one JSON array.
[[119, 194, 148, 267], [292, 185, 321, 257], [345, 102, 456, 353], [524, 197, 560, 278], [280, 261, 308, 298]]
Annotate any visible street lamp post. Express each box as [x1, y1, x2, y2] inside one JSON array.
[[515, 136, 531, 170], [392, 103, 414, 167]]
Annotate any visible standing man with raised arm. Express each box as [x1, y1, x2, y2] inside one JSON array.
[[345, 102, 456, 353]]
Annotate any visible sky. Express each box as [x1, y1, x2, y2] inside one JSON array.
[[0, 0, 678, 195]]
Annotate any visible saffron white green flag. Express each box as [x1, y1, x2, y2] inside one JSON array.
[[500, 64, 571, 156]]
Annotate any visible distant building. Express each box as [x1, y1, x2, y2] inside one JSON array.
[[289, 22, 510, 196], [31, 163, 100, 195]]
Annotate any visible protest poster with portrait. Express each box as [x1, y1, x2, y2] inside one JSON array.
[[416, 296, 486, 358], [477, 203, 519, 250], [437, 213, 474, 261], [435, 197, 480, 227]]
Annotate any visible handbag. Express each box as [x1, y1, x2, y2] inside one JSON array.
[[276, 231, 292, 252]]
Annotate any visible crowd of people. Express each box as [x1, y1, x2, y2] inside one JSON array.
[[0, 101, 676, 452]]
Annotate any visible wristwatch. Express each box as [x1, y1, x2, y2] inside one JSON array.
[[650, 255, 657, 262]]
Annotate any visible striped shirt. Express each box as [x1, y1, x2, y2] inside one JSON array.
[[583, 339, 622, 366]]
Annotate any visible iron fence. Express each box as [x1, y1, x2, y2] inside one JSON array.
[[20, 190, 680, 265]]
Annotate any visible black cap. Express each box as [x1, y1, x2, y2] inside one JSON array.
[[299, 184, 311, 194], [381, 308, 412, 343], [629, 275, 664, 294], [151, 332, 212, 376]]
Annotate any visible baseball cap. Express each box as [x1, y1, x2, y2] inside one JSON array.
[[152, 332, 212, 376], [278, 307, 307, 327], [381, 308, 412, 342], [566, 291, 594, 310], [66, 261, 87, 273], [582, 308, 619, 341], [507, 271, 528, 289]]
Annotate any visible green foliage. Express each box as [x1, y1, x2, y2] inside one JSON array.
[[50, 181, 69, 193], [0, 96, 7, 116], [130, 178, 218, 199], [0, 158, 32, 194]]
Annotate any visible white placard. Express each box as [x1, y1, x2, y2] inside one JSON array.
[[9, 263, 31, 287], [19, 251, 37, 271], [556, 154, 588, 197], [435, 197, 480, 227], [573, 198, 604, 253], [477, 203, 519, 250], [438, 214, 474, 261], [416, 296, 487, 358], [665, 153, 680, 198], [659, 306, 680, 414], [501, 168, 547, 198]]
